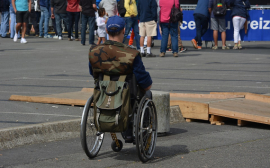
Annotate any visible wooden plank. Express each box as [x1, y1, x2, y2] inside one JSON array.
[[210, 99, 270, 118], [210, 92, 247, 97], [9, 95, 87, 106], [171, 93, 244, 99], [245, 93, 270, 104], [209, 115, 225, 125], [186, 119, 194, 122], [81, 88, 94, 92], [170, 100, 209, 120], [237, 120, 248, 127], [209, 107, 270, 125]]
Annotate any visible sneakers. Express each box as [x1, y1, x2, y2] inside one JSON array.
[[179, 47, 187, 52], [13, 33, 18, 42], [44, 35, 52, 38], [212, 46, 218, 50], [238, 44, 242, 49], [75, 38, 80, 41], [71, 36, 74, 40], [222, 46, 230, 50], [58, 36, 62, 40], [160, 52, 165, 57], [39, 36, 42, 38], [233, 44, 238, 50], [68, 38, 73, 41], [53, 35, 58, 39], [146, 53, 156, 58], [173, 52, 178, 57], [20, 38, 27, 44], [191, 39, 198, 49], [140, 52, 146, 57], [167, 47, 172, 51], [128, 45, 136, 49], [197, 46, 202, 50]]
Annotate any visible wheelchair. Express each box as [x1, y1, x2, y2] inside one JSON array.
[[80, 74, 158, 163]]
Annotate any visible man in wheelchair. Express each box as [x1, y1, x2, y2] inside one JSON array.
[[88, 16, 153, 143]]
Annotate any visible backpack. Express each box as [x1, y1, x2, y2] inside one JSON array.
[[170, 0, 183, 23], [213, 0, 227, 16], [117, 0, 126, 17], [93, 75, 132, 132]]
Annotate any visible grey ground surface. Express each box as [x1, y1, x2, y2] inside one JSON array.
[[0, 36, 270, 167], [1, 122, 270, 168]]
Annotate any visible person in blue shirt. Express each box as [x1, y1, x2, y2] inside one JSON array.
[[191, 0, 209, 50], [208, 0, 230, 50], [12, 0, 31, 43]]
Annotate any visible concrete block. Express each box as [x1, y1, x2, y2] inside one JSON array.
[[170, 105, 186, 123], [152, 91, 170, 133]]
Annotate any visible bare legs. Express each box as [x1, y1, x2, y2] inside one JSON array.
[[213, 30, 227, 47], [16, 22, 27, 38]]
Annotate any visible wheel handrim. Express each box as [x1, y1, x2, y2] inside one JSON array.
[[138, 99, 157, 159], [86, 106, 104, 156]]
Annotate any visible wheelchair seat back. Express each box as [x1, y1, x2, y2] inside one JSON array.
[[93, 73, 139, 133]]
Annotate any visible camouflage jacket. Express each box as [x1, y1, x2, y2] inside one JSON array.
[[89, 40, 140, 79]]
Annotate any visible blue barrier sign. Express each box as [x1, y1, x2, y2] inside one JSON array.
[[179, 10, 270, 41]]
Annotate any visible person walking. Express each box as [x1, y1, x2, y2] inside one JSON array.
[[79, 0, 96, 45], [122, 0, 140, 50], [159, 0, 179, 57], [98, 0, 117, 17], [230, 0, 250, 49], [39, 0, 50, 38], [26, 0, 39, 36], [50, 0, 69, 40], [208, 0, 230, 50], [96, 8, 107, 45], [0, 0, 10, 38], [191, 0, 209, 50], [67, 0, 80, 41], [137, 0, 157, 57], [12, 0, 31, 43], [9, 0, 21, 39]]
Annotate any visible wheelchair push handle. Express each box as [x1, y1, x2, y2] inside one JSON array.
[[102, 86, 121, 96]]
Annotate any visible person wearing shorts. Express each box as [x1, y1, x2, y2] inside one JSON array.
[[208, 0, 230, 50], [12, 0, 31, 43], [137, 0, 157, 57]]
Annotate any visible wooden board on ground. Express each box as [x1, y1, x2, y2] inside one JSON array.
[[9, 89, 270, 126], [209, 99, 270, 125], [9, 88, 93, 106]]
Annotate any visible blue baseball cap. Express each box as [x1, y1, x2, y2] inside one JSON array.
[[106, 16, 125, 32]]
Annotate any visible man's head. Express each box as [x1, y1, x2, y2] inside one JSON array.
[[106, 16, 125, 42]]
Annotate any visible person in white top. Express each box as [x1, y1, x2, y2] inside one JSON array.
[[98, 0, 117, 17], [96, 8, 107, 44]]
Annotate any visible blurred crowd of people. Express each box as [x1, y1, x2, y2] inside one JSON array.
[[0, 0, 251, 56]]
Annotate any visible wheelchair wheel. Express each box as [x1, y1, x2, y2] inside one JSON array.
[[81, 96, 104, 158], [135, 96, 158, 163], [111, 139, 123, 152]]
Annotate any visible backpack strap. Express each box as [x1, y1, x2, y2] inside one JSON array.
[[118, 75, 127, 82], [103, 74, 110, 81]]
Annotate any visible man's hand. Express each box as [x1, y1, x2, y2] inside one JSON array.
[[144, 85, 152, 91], [51, 14, 55, 19], [79, 5, 82, 12], [14, 9, 17, 13]]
